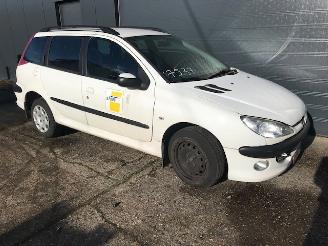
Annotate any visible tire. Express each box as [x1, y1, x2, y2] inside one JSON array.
[[168, 126, 227, 187], [31, 98, 63, 138]]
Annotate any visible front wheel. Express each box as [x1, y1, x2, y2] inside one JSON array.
[[31, 98, 63, 138], [168, 126, 227, 187]]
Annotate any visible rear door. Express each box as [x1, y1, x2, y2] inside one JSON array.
[[42, 36, 87, 125], [82, 37, 155, 141]]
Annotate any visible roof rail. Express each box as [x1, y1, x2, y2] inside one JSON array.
[[119, 26, 167, 33], [39, 25, 120, 36]]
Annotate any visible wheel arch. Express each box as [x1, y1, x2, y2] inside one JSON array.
[[24, 91, 42, 119], [161, 122, 225, 167]]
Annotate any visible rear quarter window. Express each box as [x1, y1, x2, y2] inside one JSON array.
[[24, 37, 48, 65], [48, 36, 82, 73]]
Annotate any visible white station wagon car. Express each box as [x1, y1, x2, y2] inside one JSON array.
[[14, 26, 310, 187]]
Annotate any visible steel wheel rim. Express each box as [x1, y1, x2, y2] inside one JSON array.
[[175, 139, 208, 180], [33, 105, 50, 133]]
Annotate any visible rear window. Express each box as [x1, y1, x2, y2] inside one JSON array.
[[24, 37, 48, 65], [48, 36, 82, 73]]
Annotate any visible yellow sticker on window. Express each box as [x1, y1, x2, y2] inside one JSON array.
[[106, 90, 123, 113]]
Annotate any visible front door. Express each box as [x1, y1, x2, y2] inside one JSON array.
[[82, 37, 155, 141]]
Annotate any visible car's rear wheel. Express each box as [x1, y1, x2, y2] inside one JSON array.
[[31, 98, 62, 138], [168, 126, 227, 187]]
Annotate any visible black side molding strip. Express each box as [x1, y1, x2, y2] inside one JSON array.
[[195, 86, 224, 93], [239, 119, 310, 158], [50, 97, 149, 129]]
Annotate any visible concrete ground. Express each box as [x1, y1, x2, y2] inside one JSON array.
[[0, 86, 327, 245]]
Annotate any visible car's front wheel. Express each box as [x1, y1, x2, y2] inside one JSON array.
[[168, 126, 227, 187], [31, 98, 62, 138]]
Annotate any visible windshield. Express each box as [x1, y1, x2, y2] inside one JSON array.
[[126, 35, 228, 83]]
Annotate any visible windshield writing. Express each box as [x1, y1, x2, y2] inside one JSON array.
[[126, 35, 228, 83]]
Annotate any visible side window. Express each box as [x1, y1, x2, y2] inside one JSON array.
[[87, 38, 149, 84], [87, 38, 113, 79], [48, 36, 82, 73], [24, 37, 48, 65]]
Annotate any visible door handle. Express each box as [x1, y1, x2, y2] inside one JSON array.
[[86, 87, 94, 94]]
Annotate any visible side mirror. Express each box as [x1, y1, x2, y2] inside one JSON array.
[[117, 73, 142, 89]]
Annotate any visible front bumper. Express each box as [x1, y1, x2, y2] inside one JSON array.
[[226, 119, 310, 182], [238, 119, 310, 158]]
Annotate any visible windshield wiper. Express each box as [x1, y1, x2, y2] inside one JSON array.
[[171, 76, 205, 83], [207, 68, 238, 79], [169, 68, 238, 83]]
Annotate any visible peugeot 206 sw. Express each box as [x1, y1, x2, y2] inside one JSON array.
[[14, 26, 310, 187]]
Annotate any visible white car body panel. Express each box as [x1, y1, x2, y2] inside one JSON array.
[[42, 67, 88, 125], [15, 28, 308, 183], [82, 75, 155, 142]]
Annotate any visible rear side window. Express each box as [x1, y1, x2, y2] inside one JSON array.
[[48, 36, 82, 73], [24, 37, 48, 65]]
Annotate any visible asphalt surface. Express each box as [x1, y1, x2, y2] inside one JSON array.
[[0, 86, 327, 245]]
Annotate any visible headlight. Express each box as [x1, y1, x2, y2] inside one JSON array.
[[241, 116, 294, 138]]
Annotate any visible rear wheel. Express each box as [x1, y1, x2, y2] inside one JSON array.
[[31, 98, 63, 138], [168, 126, 226, 187]]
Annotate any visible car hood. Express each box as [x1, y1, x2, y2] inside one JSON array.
[[176, 70, 306, 126]]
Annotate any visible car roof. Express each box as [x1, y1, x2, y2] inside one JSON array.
[[37, 26, 170, 38]]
